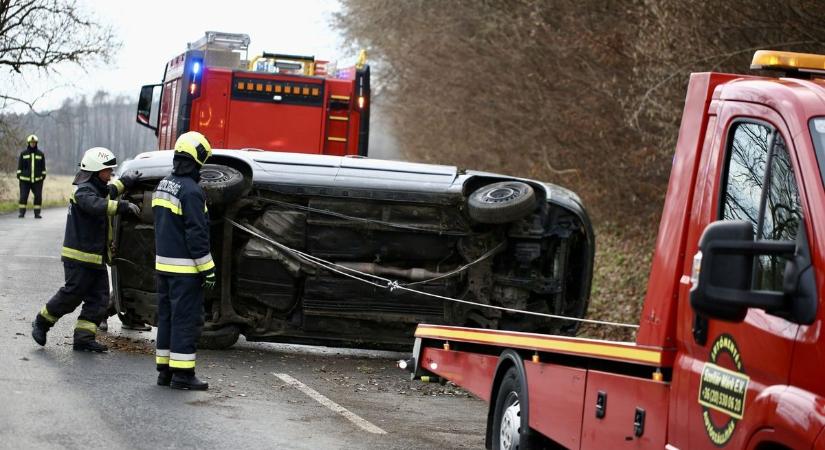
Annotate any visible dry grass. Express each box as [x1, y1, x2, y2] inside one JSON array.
[[0, 173, 75, 213], [577, 224, 656, 342]]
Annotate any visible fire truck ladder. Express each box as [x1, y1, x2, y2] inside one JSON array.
[[324, 94, 352, 155]]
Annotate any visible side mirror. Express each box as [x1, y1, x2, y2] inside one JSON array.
[[690, 221, 795, 322], [137, 84, 161, 133]]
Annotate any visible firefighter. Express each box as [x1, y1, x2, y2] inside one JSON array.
[[31, 147, 142, 352], [153, 131, 215, 390], [17, 134, 47, 218]]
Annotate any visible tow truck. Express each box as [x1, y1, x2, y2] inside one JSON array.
[[405, 50, 825, 449], [135, 31, 370, 156]]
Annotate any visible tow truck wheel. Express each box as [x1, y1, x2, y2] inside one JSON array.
[[468, 181, 536, 224], [492, 367, 536, 450]]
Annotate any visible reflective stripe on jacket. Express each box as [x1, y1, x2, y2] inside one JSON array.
[[17, 147, 46, 182], [61, 177, 125, 267], [152, 175, 214, 276]]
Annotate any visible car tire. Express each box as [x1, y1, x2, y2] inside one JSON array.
[[491, 367, 537, 450], [198, 324, 240, 350], [468, 181, 536, 224], [199, 164, 245, 208]]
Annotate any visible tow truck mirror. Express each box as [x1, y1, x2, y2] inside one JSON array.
[[136, 84, 161, 134], [690, 221, 797, 322]]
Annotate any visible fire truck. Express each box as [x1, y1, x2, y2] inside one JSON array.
[[135, 31, 370, 156], [405, 50, 825, 449]]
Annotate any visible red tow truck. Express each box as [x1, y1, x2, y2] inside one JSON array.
[[136, 31, 370, 156], [406, 50, 825, 449]]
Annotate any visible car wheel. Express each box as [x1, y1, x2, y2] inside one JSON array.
[[492, 367, 536, 450], [468, 181, 536, 224], [198, 324, 240, 350], [199, 164, 245, 208]]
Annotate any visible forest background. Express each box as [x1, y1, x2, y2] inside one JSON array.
[[4, 0, 825, 338]]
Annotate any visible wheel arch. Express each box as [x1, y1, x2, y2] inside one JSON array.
[[206, 154, 253, 195], [486, 349, 530, 449]]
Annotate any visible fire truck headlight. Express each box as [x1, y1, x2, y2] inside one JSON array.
[[358, 96, 365, 109], [189, 83, 197, 95], [193, 61, 201, 75]]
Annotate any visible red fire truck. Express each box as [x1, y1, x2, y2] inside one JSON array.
[[405, 50, 825, 449], [136, 31, 370, 156]]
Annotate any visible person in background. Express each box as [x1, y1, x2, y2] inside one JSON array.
[[17, 134, 46, 218]]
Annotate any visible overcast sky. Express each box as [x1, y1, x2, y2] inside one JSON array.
[[19, 0, 346, 111]]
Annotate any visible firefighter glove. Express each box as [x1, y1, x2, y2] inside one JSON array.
[[119, 170, 143, 189], [117, 201, 141, 216], [203, 271, 217, 290]]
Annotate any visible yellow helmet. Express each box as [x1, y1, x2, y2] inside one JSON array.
[[26, 134, 38, 144], [174, 131, 212, 166]]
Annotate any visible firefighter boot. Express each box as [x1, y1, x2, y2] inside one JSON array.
[[170, 371, 209, 391], [73, 340, 109, 353], [31, 315, 51, 346], [18, 207, 25, 218], [157, 369, 173, 386], [34, 209, 41, 219]]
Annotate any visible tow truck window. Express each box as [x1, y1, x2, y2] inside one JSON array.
[[809, 117, 825, 189], [721, 122, 801, 291]]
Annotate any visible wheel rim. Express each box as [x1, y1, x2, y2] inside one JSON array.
[[200, 169, 225, 182], [499, 394, 521, 450], [483, 187, 519, 203]]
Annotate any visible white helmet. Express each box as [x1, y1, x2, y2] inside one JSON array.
[[27, 134, 38, 144], [80, 147, 117, 172]]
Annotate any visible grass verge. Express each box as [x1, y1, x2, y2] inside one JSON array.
[[0, 173, 75, 214]]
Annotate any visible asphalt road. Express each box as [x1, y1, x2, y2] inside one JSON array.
[[0, 208, 486, 449]]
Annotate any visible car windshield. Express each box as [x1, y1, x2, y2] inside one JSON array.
[[809, 117, 825, 188]]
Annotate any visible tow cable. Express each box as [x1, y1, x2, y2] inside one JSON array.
[[227, 218, 639, 330]]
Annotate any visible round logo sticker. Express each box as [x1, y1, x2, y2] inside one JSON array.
[[698, 334, 750, 446]]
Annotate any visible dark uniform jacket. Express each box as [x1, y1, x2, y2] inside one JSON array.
[[17, 146, 46, 183], [61, 175, 128, 268], [152, 173, 214, 276]]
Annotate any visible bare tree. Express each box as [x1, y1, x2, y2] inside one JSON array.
[[0, 0, 119, 169]]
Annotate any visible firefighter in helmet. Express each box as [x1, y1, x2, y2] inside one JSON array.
[[153, 131, 215, 390], [31, 147, 142, 352], [17, 134, 47, 218]]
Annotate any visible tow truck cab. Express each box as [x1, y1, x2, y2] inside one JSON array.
[[136, 31, 370, 156], [409, 50, 825, 449]]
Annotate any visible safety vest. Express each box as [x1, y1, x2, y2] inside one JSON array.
[[17, 147, 46, 182], [152, 174, 214, 276], [61, 177, 125, 267]]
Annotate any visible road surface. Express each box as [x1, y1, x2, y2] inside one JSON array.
[[0, 208, 485, 449]]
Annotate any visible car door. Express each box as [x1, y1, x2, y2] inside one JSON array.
[[677, 101, 805, 449]]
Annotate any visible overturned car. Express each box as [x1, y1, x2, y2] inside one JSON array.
[[112, 150, 594, 349]]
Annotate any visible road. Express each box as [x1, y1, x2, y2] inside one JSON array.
[[0, 209, 486, 449]]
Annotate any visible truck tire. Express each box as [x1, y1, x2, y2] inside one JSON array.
[[492, 367, 537, 450], [468, 181, 536, 224], [199, 164, 245, 209], [198, 324, 240, 350]]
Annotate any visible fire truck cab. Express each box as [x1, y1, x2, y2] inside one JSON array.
[[407, 50, 825, 450], [136, 31, 370, 156]]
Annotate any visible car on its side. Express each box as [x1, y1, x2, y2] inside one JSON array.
[[112, 149, 594, 349]]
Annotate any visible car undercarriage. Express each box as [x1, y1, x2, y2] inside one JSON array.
[[113, 151, 594, 350]]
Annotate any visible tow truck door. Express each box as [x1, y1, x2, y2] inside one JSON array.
[[676, 101, 803, 449]]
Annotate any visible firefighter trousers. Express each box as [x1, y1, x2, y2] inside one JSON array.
[[37, 261, 109, 343], [18, 180, 43, 216], [155, 275, 204, 373]]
